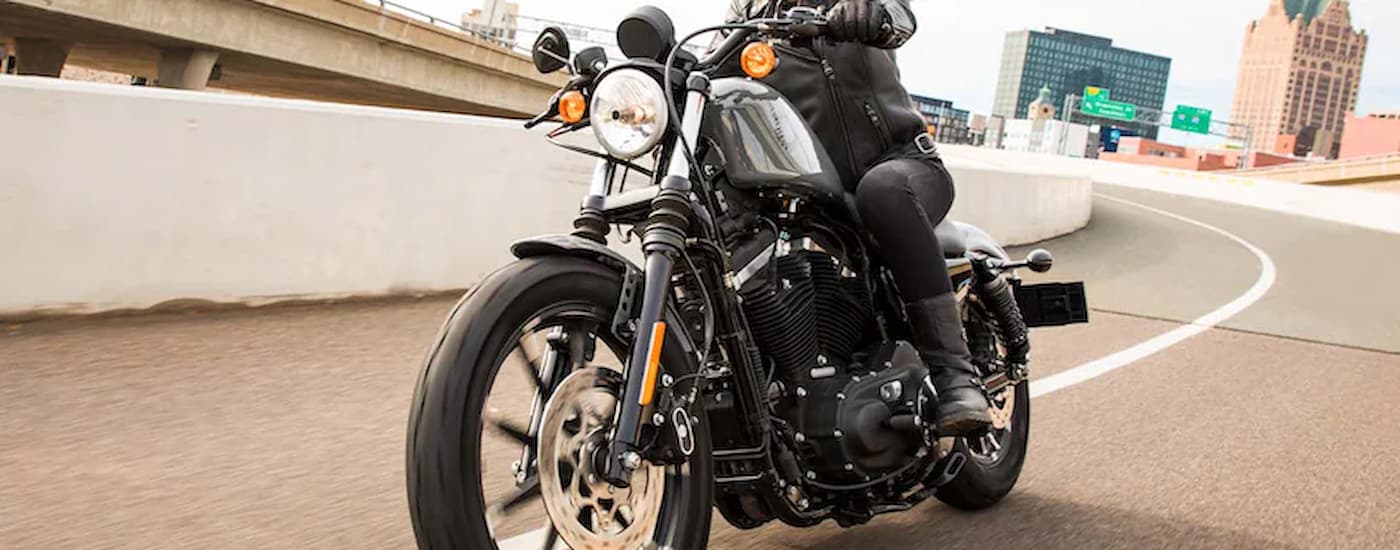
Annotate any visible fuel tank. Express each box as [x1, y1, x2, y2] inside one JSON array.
[[703, 78, 846, 200]]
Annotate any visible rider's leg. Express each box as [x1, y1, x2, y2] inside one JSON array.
[[855, 157, 992, 436]]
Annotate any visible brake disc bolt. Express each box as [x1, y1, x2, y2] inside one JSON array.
[[621, 451, 643, 470]]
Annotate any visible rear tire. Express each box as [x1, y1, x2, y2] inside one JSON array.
[[405, 257, 713, 549], [935, 301, 1031, 510], [934, 381, 1029, 510]]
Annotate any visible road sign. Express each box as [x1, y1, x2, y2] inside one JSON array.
[[1172, 105, 1214, 135], [1082, 102, 1136, 123]]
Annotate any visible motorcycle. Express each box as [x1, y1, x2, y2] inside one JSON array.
[[407, 6, 1089, 549]]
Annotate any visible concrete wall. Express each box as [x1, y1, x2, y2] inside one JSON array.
[[0, 77, 1089, 318]]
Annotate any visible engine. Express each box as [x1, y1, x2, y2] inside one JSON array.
[[731, 228, 929, 482]]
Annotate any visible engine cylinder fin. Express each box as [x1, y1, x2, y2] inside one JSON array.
[[802, 251, 869, 368], [739, 254, 820, 381]]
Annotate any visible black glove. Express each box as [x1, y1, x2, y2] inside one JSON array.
[[828, 0, 889, 44]]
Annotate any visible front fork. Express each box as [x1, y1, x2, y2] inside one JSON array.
[[602, 73, 711, 486]]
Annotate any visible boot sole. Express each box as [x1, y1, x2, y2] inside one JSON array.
[[938, 412, 993, 436]]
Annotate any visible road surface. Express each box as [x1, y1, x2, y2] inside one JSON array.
[[3, 185, 1398, 549]]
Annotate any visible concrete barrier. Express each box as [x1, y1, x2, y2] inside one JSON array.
[[0, 76, 1090, 318]]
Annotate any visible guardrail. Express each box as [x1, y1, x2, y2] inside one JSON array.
[[1237, 153, 1400, 185], [0, 76, 1090, 318]]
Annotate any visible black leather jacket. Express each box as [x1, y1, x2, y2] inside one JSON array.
[[721, 0, 928, 188]]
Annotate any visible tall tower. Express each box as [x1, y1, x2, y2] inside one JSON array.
[[1231, 0, 1368, 159]]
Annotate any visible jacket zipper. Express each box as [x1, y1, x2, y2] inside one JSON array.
[[816, 41, 860, 182], [863, 102, 892, 151]]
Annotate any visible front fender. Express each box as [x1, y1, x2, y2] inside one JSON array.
[[510, 234, 697, 361], [511, 234, 638, 275]]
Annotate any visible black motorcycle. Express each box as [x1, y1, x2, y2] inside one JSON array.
[[407, 7, 1088, 549]]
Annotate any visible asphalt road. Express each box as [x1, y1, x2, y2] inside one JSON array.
[[3, 185, 1398, 549]]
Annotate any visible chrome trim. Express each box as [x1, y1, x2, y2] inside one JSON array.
[[732, 244, 775, 289]]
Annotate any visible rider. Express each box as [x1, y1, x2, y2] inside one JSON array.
[[721, 0, 992, 435]]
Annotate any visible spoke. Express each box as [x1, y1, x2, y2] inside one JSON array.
[[540, 526, 559, 550], [492, 419, 533, 446], [514, 341, 548, 390], [499, 475, 542, 514]]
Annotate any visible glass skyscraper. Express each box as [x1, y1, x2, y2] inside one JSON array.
[[992, 28, 1172, 139]]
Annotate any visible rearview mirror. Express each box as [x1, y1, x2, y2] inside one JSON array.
[[532, 27, 571, 74], [618, 6, 677, 62]]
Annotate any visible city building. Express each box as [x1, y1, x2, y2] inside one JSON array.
[[984, 115, 1006, 149], [462, 0, 519, 46], [1026, 85, 1057, 121], [1230, 0, 1368, 159], [968, 114, 988, 146], [1001, 119, 1093, 159], [909, 95, 973, 144], [1339, 112, 1400, 159], [992, 27, 1171, 139], [1099, 138, 1298, 171]]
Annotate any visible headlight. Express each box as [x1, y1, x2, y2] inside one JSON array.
[[590, 69, 669, 160]]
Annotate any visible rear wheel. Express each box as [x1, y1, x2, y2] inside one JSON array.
[[406, 257, 713, 549], [935, 300, 1031, 510]]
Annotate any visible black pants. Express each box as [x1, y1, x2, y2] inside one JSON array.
[[854, 154, 956, 301]]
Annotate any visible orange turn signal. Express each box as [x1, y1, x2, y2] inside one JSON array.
[[741, 42, 778, 79], [559, 90, 587, 123], [638, 322, 667, 406]]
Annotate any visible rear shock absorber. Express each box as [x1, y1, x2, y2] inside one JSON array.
[[972, 260, 1030, 370]]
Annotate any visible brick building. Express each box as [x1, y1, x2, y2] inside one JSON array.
[[1230, 0, 1368, 159]]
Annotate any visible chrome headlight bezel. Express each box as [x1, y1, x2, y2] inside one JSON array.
[[590, 69, 669, 160]]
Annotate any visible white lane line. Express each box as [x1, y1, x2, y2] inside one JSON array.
[[502, 193, 1277, 548], [1029, 193, 1277, 398]]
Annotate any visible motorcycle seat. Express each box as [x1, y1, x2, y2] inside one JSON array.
[[935, 220, 968, 258]]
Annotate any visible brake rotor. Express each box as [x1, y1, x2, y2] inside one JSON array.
[[988, 388, 1015, 431], [538, 368, 665, 550]]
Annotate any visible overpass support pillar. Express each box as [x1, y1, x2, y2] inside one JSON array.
[[13, 38, 71, 77], [157, 48, 220, 90]]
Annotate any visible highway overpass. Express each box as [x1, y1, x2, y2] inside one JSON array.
[[1236, 153, 1400, 186], [0, 0, 565, 116]]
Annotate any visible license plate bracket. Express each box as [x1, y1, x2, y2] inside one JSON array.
[[1014, 281, 1089, 327]]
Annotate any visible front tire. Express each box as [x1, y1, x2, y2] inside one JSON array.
[[406, 257, 713, 549]]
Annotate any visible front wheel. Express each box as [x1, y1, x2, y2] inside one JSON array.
[[935, 301, 1031, 510], [405, 257, 713, 549]]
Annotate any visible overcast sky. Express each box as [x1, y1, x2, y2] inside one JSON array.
[[400, 0, 1398, 143]]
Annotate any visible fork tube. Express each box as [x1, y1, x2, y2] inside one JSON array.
[[573, 160, 615, 243], [604, 73, 711, 486]]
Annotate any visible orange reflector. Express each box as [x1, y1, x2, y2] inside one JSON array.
[[741, 42, 778, 79], [638, 322, 667, 406], [559, 90, 587, 123]]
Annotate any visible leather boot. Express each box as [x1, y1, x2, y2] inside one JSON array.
[[906, 293, 992, 436]]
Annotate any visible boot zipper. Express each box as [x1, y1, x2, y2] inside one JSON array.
[[816, 41, 860, 183]]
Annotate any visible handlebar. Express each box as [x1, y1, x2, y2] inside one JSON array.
[[525, 8, 828, 129], [698, 9, 829, 69]]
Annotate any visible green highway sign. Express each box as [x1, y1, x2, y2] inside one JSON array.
[[1172, 105, 1214, 135], [1081, 86, 1137, 123]]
